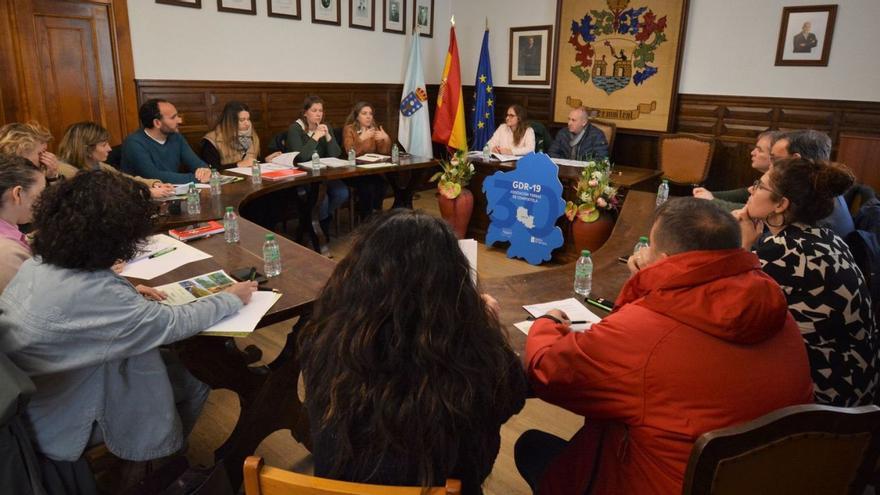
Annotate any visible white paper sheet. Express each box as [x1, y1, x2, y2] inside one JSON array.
[[172, 183, 211, 195], [458, 239, 478, 284], [269, 152, 299, 167], [319, 157, 353, 168], [550, 158, 592, 168], [226, 162, 295, 177], [200, 291, 282, 337], [356, 163, 392, 169], [522, 298, 602, 332], [492, 153, 522, 162], [357, 153, 389, 162], [120, 234, 212, 280]]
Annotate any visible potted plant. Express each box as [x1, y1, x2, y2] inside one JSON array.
[[430, 149, 475, 239], [565, 158, 621, 251]]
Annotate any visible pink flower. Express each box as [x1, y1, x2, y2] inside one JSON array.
[[597, 197, 607, 208], [588, 179, 599, 187]]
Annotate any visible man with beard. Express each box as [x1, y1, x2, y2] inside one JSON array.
[[122, 99, 212, 183]]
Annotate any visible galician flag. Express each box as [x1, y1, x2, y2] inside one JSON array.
[[472, 28, 495, 151], [432, 20, 467, 151], [398, 30, 432, 158]]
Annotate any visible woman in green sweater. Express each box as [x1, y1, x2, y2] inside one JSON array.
[[286, 96, 349, 232]]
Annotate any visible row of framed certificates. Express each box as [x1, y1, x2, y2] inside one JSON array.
[[156, 0, 436, 37]]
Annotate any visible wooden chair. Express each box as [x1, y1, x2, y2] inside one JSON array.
[[657, 133, 716, 185], [243, 456, 462, 495], [682, 404, 880, 495], [590, 119, 617, 157]]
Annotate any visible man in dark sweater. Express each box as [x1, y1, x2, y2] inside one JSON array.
[[121, 99, 211, 184], [547, 107, 609, 161]]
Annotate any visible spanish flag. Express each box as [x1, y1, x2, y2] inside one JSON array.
[[432, 22, 467, 151]]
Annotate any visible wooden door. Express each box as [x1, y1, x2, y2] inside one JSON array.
[[0, 0, 137, 145]]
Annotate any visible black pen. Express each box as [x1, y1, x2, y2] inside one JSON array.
[[257, 288, 281, 293], [248, 267, 257, 281], [526, 316, 587, 324], [149, 246, 177, 259]]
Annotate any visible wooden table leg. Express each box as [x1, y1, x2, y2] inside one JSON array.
[[178, 314, 312, 490], [292, 183, 329, 255]]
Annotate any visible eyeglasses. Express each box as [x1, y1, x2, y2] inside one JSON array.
[[751, 179, 781, 196]]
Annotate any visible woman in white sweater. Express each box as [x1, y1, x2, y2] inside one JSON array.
[[487, 104, 535, 155]]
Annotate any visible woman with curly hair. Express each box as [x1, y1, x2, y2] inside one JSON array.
[[58, 121, 175, 198], [298, 209, 527, 493], [735, 158, 876, 407], [0, 170, 256, 491]]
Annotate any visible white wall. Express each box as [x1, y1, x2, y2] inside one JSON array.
[[128, 0, 451, 83], [128, 0, 880, 101]]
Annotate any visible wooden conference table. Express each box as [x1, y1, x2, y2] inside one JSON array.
[[482, 190, 656, 353], [134, 160, 650, 488], [130, 156, 435, 488]]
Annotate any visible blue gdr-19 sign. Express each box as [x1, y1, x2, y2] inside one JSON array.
[[482, 152, 566, 265]]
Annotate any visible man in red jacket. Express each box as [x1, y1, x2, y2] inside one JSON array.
[[516, 197, 814, 495]]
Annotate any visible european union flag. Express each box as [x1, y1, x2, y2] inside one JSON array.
[[472, 29, 495, 151]]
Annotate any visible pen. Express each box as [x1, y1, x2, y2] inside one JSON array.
[[586, 299, 614, 312], [257, 288, 281, 293], [526, 316, 587, 324], [149, 246, 177, 259], [248, 267, 257, 281]]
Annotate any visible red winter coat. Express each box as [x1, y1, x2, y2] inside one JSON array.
[[525, 249, 814, 495]]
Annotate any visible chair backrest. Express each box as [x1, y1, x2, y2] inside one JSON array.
[[529, 121, 553, 153], [243, 456, 462, 495], [682, 404, 880, 495], [590, 119, 617, 156], [657, 133, 716, 185], [268, 131, 287, 154], [105, 144, 123, 169]]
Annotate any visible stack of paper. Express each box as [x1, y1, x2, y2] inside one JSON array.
[[358, 153, 389, 163], [516, 298, 602, 334], [120, 234, 212, 280], [153, 269, 282, 337], [226, 162, 295, 177], [551, 158, 593, 168], [172, 183, 210, 195]]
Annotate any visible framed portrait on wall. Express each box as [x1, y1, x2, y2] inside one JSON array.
[[551, 0, 690, 132], [268, 0, 301, 19], [383, 0, 406, 34], [312, 0, 340, 25], [350, 0, 375, 30], [774, 5, 837, 67], [156, 0, 201, 8], [412, 0, 433, 37], [218, 0, 256, 14], [509, 26, 553, 85]]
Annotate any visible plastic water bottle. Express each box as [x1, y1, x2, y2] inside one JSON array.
[[391, 143, 399, 164], [633, 236, 649, 256], [223, 207, 240, 243], [347, 147, 356, 165], [482, 143, 491, 160], [209, 169, 222, 195], [311, 151, 321, 174], [251, 159, 262, 185], [263, 233, 282, 277], [186, 182, 201, 215], [574, 249, 593, 297], [656, 179, 669, 207]]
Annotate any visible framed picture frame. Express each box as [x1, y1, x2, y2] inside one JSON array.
[[312, 0, 340, 25], [774, 4, 837, 67], [156, 0, 201, 8], [268, 0, 301, 19], [349, 0, 375, 30], [412, 0, 433, 37], [382, 0, 406, 34], [509, 25, 553, 85], [218, 0, 256, 14], [551, 0, 689, 132]]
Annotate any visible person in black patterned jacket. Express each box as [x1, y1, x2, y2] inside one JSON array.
[[734, 157, 876, 406]]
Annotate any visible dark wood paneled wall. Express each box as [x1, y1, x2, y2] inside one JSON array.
[[136, 79, 880, 191]]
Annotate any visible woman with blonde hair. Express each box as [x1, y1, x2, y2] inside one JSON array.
[[58, 121, 174, 198], [200, 101, 278, 169], [0, 122, 72, 181]]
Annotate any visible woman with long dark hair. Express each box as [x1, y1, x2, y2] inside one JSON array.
[[735, 158, 876, 406], [487, 104, 535, 155], [298, 209, 526, 493]]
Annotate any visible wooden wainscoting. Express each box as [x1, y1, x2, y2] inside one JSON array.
[[135, 80, 880, 191]]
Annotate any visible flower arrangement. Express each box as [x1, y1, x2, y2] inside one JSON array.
[[565, 158, 620, 223], [430, 149, 474, 200]]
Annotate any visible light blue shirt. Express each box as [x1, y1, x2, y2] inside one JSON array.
[[0, 258, 242, 461]]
